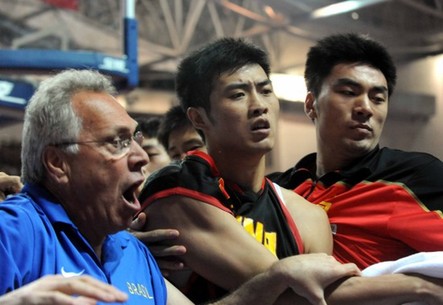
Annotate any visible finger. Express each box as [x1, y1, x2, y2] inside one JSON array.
[[11, 179, 23, 193], [156, 259, 185, 272], [131, 229, 180, 243], [130, 213, 147, 231], [31, 293, 110, 305], [148, 245, 187, 257], [54, 276, 127, 302], [316, 298, 327, 305], [0, 191, 5, 201], [340, 262, 361, 277], [29, 292, 98, 305], [0, 175, 22, 189], [299, 287, 325, 305]]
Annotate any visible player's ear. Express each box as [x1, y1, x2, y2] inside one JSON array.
[[305, 92, 317, 121], [187, 107, 209, 130], [43, 146, 70, 184]]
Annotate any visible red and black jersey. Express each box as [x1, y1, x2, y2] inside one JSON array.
[[271, 146, 443, 269], [139, 150, 303, 302]]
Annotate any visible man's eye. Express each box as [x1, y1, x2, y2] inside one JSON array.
[[120, 138, 132, 148], [108, 137, 129, 150], [373, 96, 386, 104], [171, 154, 181, 161], [147, 152, 159, 157], [262, 87, 273, 95], [230, 92, 244, 99], [190, 144, 203, 151], [340, 90, 354, 96], [109, 139, 121, 149]]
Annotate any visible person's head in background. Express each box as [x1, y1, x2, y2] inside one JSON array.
[[158, 105, 206, 161], [21, 69, 148, 236], [135, 116, 171, 177], [305, 33, 397, 100], [303, 33, 397, 164], [175, 37, 276, 161]]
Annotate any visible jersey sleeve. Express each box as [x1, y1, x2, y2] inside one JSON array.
[[138, 153, 232, 214], [389, 156, 443, 252]]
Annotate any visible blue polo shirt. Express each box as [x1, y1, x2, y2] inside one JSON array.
[[0, 184, 167, 305]]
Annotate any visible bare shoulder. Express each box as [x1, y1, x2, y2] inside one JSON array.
[[279, 186, 326, 217], [277, 185, 332, 253], [144, 195, 228, 231]]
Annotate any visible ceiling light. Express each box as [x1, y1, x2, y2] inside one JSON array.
[[270, 73, 306, 103], [311, 0, 388, 19]]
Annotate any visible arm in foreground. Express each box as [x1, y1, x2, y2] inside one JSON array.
[[212, 258, 443, 305], [145, 196, 360, 305], [0, 275, 128, 305], [165, 256, 359, 305], [326, 273, 443, 305], [144, 195, 443, 305]]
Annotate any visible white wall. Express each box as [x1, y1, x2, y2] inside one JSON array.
[[273, 54, 443, 172], [382, 55, 443, 159], [271, 109, 315, 173]]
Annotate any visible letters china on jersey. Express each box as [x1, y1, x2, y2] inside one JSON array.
[[139, 150, 304, 302]]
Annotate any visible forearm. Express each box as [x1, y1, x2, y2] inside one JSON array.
[[325, 273, 442, 305], [211, 268, 309, 305]]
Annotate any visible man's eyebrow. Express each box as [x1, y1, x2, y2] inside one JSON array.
[[224, 79, 271, 92], [334, 78, 388, 93], [257, 79, 272, 88], [334, 78, 360, 87], [371, 85, 388, 94], [99, 126, 131, 138], [184, 138, 204, 146]]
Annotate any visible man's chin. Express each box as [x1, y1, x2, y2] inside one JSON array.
[[346, 140, 377, 155], [351, 141, 377, 156]]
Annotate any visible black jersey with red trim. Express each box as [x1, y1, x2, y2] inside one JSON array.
[[140, 150, 304, 258], [139, 150, 303, 302], [271, 146, 443, 269]]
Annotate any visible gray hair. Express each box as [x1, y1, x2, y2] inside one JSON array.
[[21, 69, 116, 184]]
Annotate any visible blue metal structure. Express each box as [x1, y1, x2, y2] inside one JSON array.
[[0, 0, 138, 125]]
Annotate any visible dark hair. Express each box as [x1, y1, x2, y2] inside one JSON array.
[[305, 33, 397, 97], [158, 105, 194, 150], [176, 37, 271, 113], [135, 116, 162, 139]]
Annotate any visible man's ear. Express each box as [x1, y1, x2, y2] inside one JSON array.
[[187, 107, 208, 130], [304, 91, 317, 121], [42, 146, 70, 184]]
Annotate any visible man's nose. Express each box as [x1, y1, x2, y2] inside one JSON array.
[[353, 94, 373, 118], [249, 93, 269, 117], [130, 140, 149, 168]]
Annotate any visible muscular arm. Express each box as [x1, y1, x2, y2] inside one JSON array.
[[144, 196, 359, 305], [144, 194, 443, 305], [145, 196, 278, 290], [326, 273, 443, 305], [281, 188, 333, 254]]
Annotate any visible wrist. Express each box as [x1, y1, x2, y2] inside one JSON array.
[[406, 274, 443, 303]]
